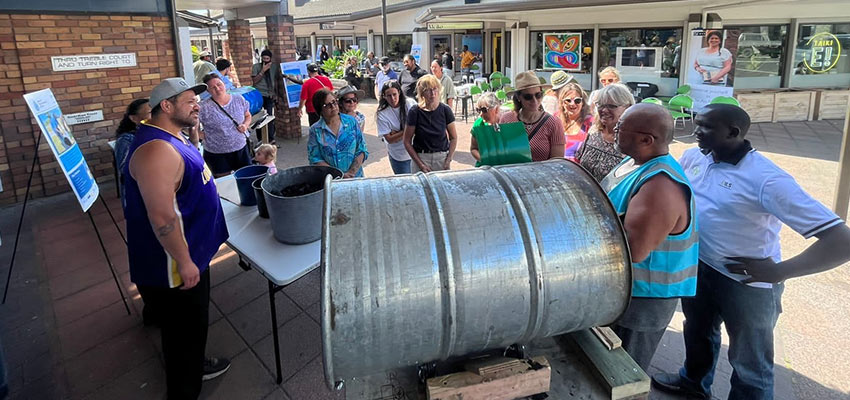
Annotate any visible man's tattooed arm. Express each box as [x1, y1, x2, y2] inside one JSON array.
[[155, 217, 176, 237]]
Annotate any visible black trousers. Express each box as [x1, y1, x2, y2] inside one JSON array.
[[261, 96, 276, 141], [138, 270, 210, 400], [308, 111, 321, 127]]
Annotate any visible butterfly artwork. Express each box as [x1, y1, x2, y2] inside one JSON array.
[[543, 33, 582, 71]]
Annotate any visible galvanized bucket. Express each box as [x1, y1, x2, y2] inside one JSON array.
[[321, 159, 631, 388], [262, 165, 343, 244]]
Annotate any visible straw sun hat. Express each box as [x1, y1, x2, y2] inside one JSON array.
[[505, 71, 552, 96]]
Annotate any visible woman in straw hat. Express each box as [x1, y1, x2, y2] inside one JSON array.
[[541, 70, 576, 116], [499, 71, 565, 162]]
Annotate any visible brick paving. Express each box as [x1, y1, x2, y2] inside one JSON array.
[[0, 99, 846, 399]]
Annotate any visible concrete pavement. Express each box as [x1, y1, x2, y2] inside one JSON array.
[[0, 97, 847, 399]]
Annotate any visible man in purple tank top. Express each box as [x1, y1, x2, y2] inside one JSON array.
[[123, 78, 230, 398]]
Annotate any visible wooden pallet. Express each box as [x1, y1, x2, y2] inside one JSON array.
[[426, 356, 551, 400]]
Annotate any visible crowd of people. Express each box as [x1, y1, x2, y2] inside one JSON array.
[[114, 44, 850, 400]]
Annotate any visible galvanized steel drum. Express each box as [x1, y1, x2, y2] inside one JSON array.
[[321, 159, 631, 388]]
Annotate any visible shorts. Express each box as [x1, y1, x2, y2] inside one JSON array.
[[203, 145, 252, 175]]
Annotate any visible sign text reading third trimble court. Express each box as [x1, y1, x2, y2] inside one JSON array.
[[51, 53, 137, 72]]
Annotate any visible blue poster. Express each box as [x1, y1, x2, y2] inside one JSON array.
[[281, 60, 310, 108], [23, 89, 99, 212], [411, 44, 422, 65], [461, 35, 483, 55]]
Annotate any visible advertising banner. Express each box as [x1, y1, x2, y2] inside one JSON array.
[[23, 89, 99, 212], [281, 60, 311, 108], [686, 29, 740, 111], [543, 33, 582, 71]]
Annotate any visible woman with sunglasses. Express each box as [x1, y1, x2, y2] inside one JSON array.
[[337, 86, 366, 131], [307, 88, 369, 178], [589, 66, 622, 112], [557, 82, 593, 160], [498, 71, 565, 162], [575, 83, 634, 181], [469, 92, 502, 166], [376, 80, 416, 174], [403, 75, 457, 173]]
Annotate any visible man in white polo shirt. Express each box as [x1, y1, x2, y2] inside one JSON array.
[[652, 104, 850, 400]]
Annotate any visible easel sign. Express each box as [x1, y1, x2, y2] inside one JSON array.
[[23, 88, 99, 212]]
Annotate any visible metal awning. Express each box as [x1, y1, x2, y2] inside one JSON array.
[[415, 0, 695, 23], [176, 10, 220, 28]]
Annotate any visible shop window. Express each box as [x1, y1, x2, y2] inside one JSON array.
[[296, 37, 312, 60], [790, 23, 850, 88], [599, 27, 682, 95], [317, 37, 333, 60], [356, 36, 368, 52], [530, 30, 594, 91], [385, 34, 412, 62], [725, 25, 787, 89]]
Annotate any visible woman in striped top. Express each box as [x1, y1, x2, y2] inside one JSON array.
[[498, 71, 565, 161]]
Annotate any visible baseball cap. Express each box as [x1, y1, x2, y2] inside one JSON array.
[[379, 56, 390, 65], [150, 78, 207, 110], [307, 63, 319, 73], [199, 50, 211, 57]]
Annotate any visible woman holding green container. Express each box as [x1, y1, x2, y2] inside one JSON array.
[[469, 93, 502, 166]]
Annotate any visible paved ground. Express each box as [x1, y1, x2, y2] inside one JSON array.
[[0, 98, 847, 399]]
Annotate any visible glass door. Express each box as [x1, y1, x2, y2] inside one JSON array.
[[491, 32, 503, 74], [431, 34, 451, 66]]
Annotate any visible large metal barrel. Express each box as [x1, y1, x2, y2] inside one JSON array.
[[321, 159, 631, 388]]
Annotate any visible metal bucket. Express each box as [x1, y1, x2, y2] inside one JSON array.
[[262, 165, 343, 244], [252, 176, 269, 218], [321, 159, 631, 388]]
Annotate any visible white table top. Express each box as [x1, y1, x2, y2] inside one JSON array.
[[216, 176, 321, 286]]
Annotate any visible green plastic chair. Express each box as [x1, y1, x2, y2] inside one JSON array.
[[496, 89, 507, 102], [501, 77, 511, 86], [489, 71, 504, 81], [642, 97, 664, 105], [502, 85, 513, 93], [479, 81, 491, 92], [490, 77, 502, 90], [709, 96, 741, 107], [470, 85, 483, 102], [668, 94, 694, 134], [676, 85, 691, 95]]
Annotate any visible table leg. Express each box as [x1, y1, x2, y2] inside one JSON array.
[[261, 125, 269, 145], [462, 96, 469, 123], [269, 280, 283, 384]]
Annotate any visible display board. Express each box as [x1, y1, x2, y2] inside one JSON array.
[[23, 89, 99, 212], [281, 60, 311, 108], [685, 29, 740, 111]]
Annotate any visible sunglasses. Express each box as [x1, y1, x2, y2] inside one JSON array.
[[477, 107, 491, 114], [596, 103, 623, 111], [600, 78, 617, 84], [521, 92, 544, 101], [342, 97, 359, 104], [562, 97, 583, 105], [322, 100, 338, 109]]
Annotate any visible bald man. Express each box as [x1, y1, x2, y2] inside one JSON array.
[[600, 103, 699, 371]]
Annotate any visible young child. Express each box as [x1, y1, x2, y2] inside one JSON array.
[[254, 143, 278, 174]]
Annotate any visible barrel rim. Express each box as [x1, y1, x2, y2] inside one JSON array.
[[321, 173, 336, 390], [261, 165, 343, 200]]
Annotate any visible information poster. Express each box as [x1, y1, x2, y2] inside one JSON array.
[[543, 32, 582, 71], [281, 60, 310, 108], [411, 44, 422, 65], [686, 29, 740, 111], [23, 89, 99, 212]]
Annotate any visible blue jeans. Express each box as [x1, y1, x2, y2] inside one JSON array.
[[388, 156, 411, 174], [679, 262, 784, 400]]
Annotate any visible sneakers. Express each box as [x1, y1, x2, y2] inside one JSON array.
[[202, 357, 231, 381], [651, 372, 709, 400]]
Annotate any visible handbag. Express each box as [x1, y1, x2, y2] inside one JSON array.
[[211, 97, 255, 157]]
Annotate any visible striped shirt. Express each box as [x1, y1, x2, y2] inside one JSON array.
[[499, 111, 565, 161]]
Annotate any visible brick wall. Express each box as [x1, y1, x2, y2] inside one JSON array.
[[226, 19, 253, 88], [0, 13, 177, 205], [265, 15, 300, 140]]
